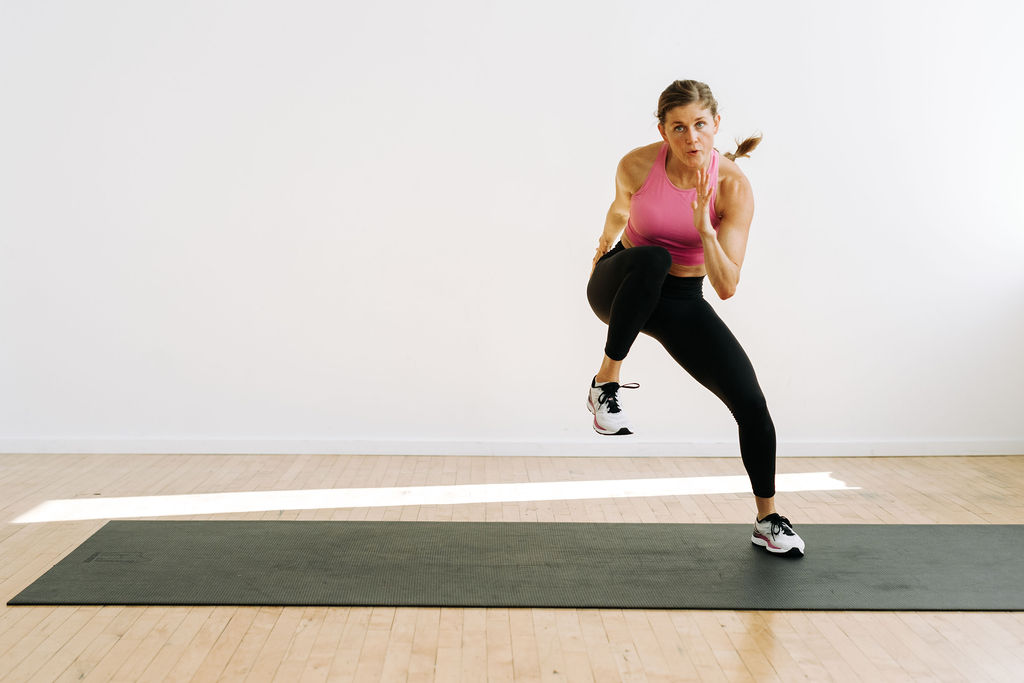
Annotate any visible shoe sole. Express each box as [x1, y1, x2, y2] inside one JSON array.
[[587, 396, 633, 436], [751, 535, 804, 557]]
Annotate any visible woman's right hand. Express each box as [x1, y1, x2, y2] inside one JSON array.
[[591, 236, 613, 276]]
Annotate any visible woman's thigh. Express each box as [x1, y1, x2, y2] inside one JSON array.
[[586, 243, 671, 324], [644, 299, 765, 406]]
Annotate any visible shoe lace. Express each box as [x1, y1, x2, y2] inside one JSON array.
[[767, 514, 796, 538], [598, 382, 639, 413]]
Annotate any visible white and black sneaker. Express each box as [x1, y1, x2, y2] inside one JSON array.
[[751, 513, 806, 557], [586, 377, 639, 435]]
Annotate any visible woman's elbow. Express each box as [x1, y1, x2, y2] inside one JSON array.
[[716, 277, 739, 300]]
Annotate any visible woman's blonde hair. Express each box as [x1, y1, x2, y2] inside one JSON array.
[[656, 80, 762, 161]]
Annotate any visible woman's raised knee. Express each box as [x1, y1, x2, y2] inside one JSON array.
[[629, 246, 673, 277]]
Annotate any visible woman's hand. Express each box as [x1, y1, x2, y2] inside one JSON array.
[[591, 235, 614, 276], [691, 165, 715, 237]]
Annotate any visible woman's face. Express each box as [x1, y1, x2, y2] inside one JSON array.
[[658, 103, 720, 170]]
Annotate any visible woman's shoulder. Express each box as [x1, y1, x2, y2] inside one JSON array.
[[714, 151, 753, 210], [617, 142, 663, 191], [717, 152, 752, 188], [715, 150, 743, 178], [620, 141, 662, 167]]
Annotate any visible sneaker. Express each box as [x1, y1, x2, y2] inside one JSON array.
[[751, 513, 806, 557], [586, 377, 639, 435]]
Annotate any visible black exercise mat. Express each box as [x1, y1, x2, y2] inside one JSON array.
[[8, 521, 1024, 610]]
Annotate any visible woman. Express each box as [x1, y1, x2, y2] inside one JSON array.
[[586, 79, 804, 557]]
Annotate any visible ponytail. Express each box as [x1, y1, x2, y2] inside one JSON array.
[[722, 132, 763, 161]]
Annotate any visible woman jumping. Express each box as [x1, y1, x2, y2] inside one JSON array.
[[586, 79, 805, 557]]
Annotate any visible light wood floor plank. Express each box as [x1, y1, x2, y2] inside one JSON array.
[[0, 607, 79, 677], [460, 608, 488, 683], [8, 606, 102, 682], [377, 607, 415, 682], [350, 607, 393, 682], [529, 609, 568, 683], [508, 608, 542, 682], [408, 607, 441, 682], [77, 607, 167, 682], [107, 607, 192, 682], [159, 607, 237, 682], [486, 608, 515, 683], [577, 610, 630, 682], [324, 606, 367, 680], [130, 607, 212, 682], [218, 606, 284, 681], [297, 606, 350, 683], [252, 607, 322, 682], [43, 606, 125, 682], [433, 608, 464, 683], [183, 607, 258, 683]]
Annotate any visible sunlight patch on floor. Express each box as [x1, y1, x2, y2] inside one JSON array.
[[11, 472, 856, 523]]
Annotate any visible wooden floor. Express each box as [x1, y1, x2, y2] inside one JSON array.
[[1, 454, 1023, 682]]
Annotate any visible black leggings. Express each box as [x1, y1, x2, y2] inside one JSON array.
[[587, 242, 776, 498]]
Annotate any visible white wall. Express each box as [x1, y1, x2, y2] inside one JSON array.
[[2, 0, 1023, 455]]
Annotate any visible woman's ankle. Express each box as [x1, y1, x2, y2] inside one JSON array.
[[755, 496, 776, 520], [596, 356, 622, 384]]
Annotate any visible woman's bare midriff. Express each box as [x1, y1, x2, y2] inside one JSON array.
[[620, 232, 707, 278]]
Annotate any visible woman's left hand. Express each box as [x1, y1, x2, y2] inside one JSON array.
[[691, 165, 715, 237]]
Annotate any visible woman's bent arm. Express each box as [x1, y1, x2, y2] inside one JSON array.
[[592, 158, 635, 273], [695, 168, 753, 300], [700, 232, 742, 299]]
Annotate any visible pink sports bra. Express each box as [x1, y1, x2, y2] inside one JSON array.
[[623, 144, 722, 267]]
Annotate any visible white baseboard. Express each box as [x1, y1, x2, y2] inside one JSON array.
[[0, 438, 1021, 457]]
